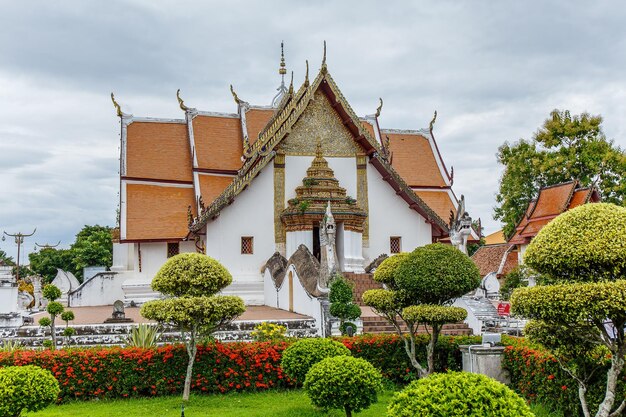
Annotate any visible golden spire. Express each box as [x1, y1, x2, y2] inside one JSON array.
[[375, 98, 383, 118], [176, 89, 188, 111], [279, 41, 287, 76], [111, 93, 122, 117], [315, 140, 323, 158]]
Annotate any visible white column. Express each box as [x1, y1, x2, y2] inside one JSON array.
[[342, 230, 365, 273]]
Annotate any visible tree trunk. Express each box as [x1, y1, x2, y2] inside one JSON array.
[[50, 313, 57, 350], [344, 405, 352, 417], [577, 383, 591, 417], [182, 328, 197, 402], [595, 353, 625, 417], [426, 325, 441, 375], [400, 331, 427, 378]]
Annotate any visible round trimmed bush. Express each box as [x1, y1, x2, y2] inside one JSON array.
[[0, 365, 60, 417], [281, 338, 351, 384], [387, 372, 534, 417], [373, 253, 409, 286], [524, 203, 626, 282], [151, 253, 233, 297], [304, 356, 383, 417], [395, 243, 481, 305], [42, 284, 61, 301]]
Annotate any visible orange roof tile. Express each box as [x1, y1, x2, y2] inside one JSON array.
[[471, 244, 518, 277], [568, 188, 591, 209], [125, 184, 195, 240], [519, 218, 551, 237], [529, 181, 577, 218], [414, 190, 455, 223], [193, 115, 243, 171], [361, 120, 377, 141], [199, 175, 233, 205], [126, 122, 192, 182], [386, 132, 447, 187], [245, 108, 274, 145]]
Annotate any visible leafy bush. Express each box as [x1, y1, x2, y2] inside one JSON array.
[[524, 203, 626, 282], [60, 311, 75, 324], [251, 322, 287, 342], [125, 324, 161, 348], [151, 253, 233, 297], [0, 365, 60, 417], [42, 285, 61, 301], [281, 338, 351, 384], [500, 265, 530, 300], [329, 276, 361, 335], [387, 371, 534, 417], [0, 340, 22, 353], [304, 356, 383, 417]]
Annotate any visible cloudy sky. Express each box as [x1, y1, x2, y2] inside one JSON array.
[[1, 1, 625, 262]]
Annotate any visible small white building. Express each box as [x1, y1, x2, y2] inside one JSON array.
[[108, 47, 477, 328]]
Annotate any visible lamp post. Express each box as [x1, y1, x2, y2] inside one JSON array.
[[34, 241, 61, 251], [2, 229, 36, 281]]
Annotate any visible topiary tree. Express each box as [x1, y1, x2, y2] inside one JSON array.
[[281, 338, 351, 384], [362, 243, 479, 378], [0, 365, 60, 417], [387, 371, 534, 417], [304, 356, 383, 417], [39, 284, 65, 350], [140, 253, 245, 401], [329, 275, 361, 335], [512, 203, 626, 417]]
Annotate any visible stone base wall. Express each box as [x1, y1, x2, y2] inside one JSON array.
[[343, 272, 383, 305]]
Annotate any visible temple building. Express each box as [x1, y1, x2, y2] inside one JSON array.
[[108, 44, 478, 313]]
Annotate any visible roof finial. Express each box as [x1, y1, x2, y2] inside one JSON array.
[[288, 71, 294, 95], [316, 139, 323, 158], [230, 84, 243, 105], [322, 40, 327, 71], [279, 41, 287, 77], [429, 110, 437, 132], [304, 60, 309, 87], [176, 89, 188, 111], [375, 98, 383, 118], [111, 93, 122, 117]]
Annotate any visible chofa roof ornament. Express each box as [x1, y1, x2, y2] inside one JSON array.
[[271, 41, 289, 107]]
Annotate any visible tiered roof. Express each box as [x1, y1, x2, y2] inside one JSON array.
[[508, 180, 600, 245], [116, 49, 469, 243]]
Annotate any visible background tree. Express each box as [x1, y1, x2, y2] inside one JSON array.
[[512, 203, 626, 417], [362, 244, 480, 378], [38, 284, 65, 350], [140, 253, 245, 402], [0, 250, 15, 266], [495, 110, 626, 237], [28, 248, 74, 284]]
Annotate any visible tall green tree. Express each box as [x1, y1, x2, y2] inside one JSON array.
[[28, 249, 74, 284], [495, 110, 626, 237], [70, 225, 113, 280], [0, 250, 15, 266]]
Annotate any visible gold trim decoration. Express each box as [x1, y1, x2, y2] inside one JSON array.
[[356, 155, 369, 244], [274, 153, 286, 251]]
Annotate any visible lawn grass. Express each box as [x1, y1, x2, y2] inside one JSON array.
[[23, 389, 564, 417], [24, 390, 395, 417]]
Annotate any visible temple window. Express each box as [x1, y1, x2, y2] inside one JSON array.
[[241, 237, 254, 255], [167, 242, 180, 258], [390, 237, 402, 254]]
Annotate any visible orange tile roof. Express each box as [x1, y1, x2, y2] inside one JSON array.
[[361, 120, 377, 141], [414, 190, 455, 224], [245, 108, 274, 145], [528, 181, 577, 218], [386, 132, 447, 187], [568, 188, 591, 209], [471, 244, 518, 277], [199, 175, 233, 204], [193, 115, 243, 171], [126, 122, 192, 182], [125, 184, 195, 240]]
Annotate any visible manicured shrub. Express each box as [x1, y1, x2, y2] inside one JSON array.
[[251, 322, 287, 342], [387, 371, 534, 417], [304, 356, 383, 417], [0, 365, 60, 417], [281, 338, 351, 384], [329, 276, 361, 335]]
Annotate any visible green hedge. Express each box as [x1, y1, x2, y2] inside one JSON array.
[[0, 334, 480, 402], [502, 337, 625, 416]]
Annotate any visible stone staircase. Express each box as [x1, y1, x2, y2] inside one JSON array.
[[343, 272, 473, 336], [344, 272, 383, 305]]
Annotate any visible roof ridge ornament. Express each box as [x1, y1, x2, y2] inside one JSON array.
[[375, 98, 383, 118], [304, 60, 310, 87], [111, 93, 123, 117], [429, 110, 437, 132], [271, 42, 289, 107], [288, 71, 294, 95], [321, 40, 327, 73], [230, 84, 244, 105], [176, 89, 189, 111]]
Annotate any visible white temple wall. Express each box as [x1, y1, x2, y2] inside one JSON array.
[[365, 164, 432, 260], [112, 243, 134, 271], [204, 165, 274, 304]]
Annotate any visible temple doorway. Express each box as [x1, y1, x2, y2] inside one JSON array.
[[312, 226, 321, 261]]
